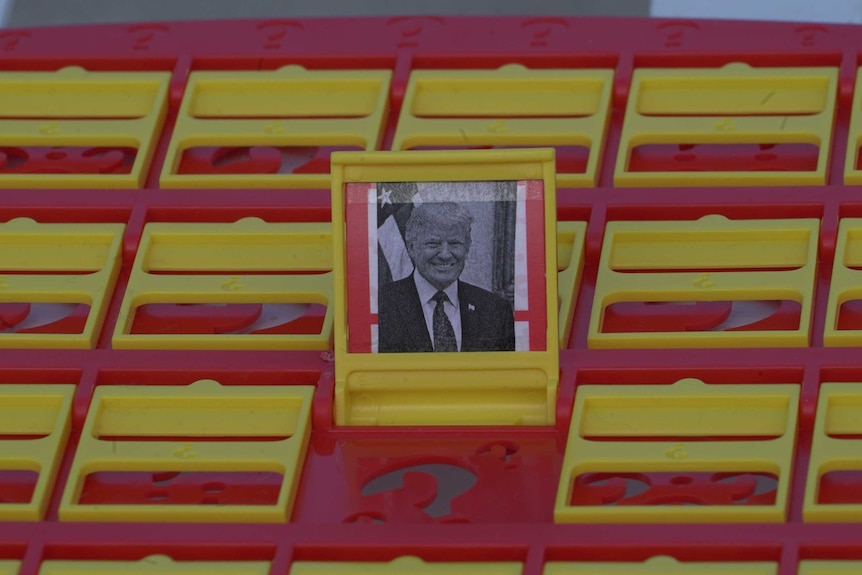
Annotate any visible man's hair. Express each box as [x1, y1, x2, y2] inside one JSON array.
[[404, 202, 474, 248]]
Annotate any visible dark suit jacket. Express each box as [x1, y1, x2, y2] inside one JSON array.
[[378, 274, 515, 353]]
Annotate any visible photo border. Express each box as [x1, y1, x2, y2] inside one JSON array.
[[345, 180, 547, 354]]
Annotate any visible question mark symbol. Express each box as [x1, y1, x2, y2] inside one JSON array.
[[0, 30, 29, 53], [127, 24, 169, 51], [795, 25, 827, 46], [387, 16, 445, 49], [521, 18, 569, 48], [362, 463, 476, 519], [256, 20, 304, 50], [656, 21, 700, 48]]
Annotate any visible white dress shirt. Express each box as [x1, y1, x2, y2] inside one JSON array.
[[413, 272, 462, 351]]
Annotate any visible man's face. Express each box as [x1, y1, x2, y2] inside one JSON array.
[[408, 215, 471, 291]]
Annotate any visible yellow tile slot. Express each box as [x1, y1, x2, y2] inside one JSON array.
[[160, 66, 391, 189], [823, 219, 862, 346], [290, 556, 522, 575], [545, 556, 777, 575], [0, 384, 75, 521], [803, 383, 862, 522], [392, 65, 614, 188], [40, 555, 270, 575], [588, 215, 819, 349], [0, 218, 124, 349], [112, 217, 333, 350], [615, 63, 838, 187], [554, 378, 799, 523], [0, 66, 169, 188], [58, 380, 314, 523], [0, 562, 20, 575]]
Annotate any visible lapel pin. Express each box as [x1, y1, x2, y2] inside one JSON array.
[[468, 303, 476, 311]]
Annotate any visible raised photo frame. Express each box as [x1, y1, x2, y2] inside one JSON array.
[[331, 149, 558, 426]]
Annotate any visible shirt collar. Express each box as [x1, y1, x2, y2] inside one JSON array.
[[413, 271, 459, 308]]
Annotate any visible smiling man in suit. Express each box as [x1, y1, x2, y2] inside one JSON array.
[[378, 201, 515, 353]]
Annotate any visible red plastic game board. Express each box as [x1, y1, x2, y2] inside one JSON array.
[[0, 14, 861, 575]]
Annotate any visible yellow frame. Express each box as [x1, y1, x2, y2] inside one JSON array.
[[0, 66, 169, 189], [391, 65, 615, 188], [160, 66, 391, 189], [555, 378, 799, 523], [331, 148, 559, 426], [59, 380, 314, 523], [615, 63, 838, 188]]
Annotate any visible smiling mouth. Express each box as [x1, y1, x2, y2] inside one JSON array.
[[432, 262, 456, 271]]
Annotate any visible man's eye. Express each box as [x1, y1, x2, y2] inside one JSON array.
[[425, 242, 439, 249]]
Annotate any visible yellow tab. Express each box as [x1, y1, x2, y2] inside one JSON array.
[[824, 219, 862, 346], [615, 63, 837, 187], [0, 66, 169, 188], [800, 561, 862, 575], [112, 218, 333, 350], [0, 384, 75, 521], [40, 555, 270, 575], [290, 556, 522, 575], [58, 380, 314, 523], [545, 557, 777, 575], [803, 383, 862, 522], [392, 65, 614, 187], [0, 561, 20, 575], [554, 378, 799, 523], [0, 218, 124, 349], [160, 66, 391, 189], [588, 215, 819, 349], [331, 148, 559, 426]]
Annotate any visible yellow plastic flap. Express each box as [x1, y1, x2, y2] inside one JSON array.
[[555, 378, 799, 523], [392, 65, 614, 188], [0, 66, 169, 188], [589, 215, 819, 349], [615, 63, 838, 187], [113, 218, 333, 351], [0, 384, 75, 521], [804, 383, 862, 522], [59, 380, 314, 523], [161, 66, 391, 189], [0, 218, 124, 349]]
